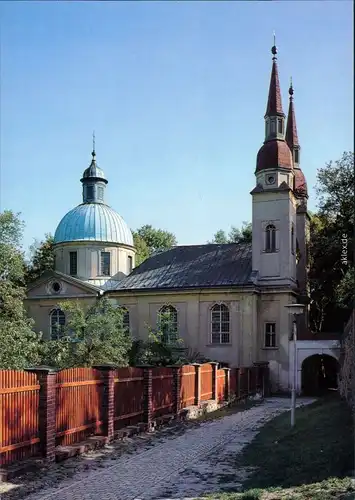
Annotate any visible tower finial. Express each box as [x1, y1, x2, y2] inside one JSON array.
[[271, 31, 277, 58], [92, 131, 96, 157], [289, 77, 294, 97]]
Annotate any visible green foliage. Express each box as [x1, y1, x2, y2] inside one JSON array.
[[0, 210, 42, 369], [132, 232, 150, 266], [129, 310, 184, 366], [128, 313, 213, 367], [25, 233, 55, 284], [41, 298, 132, 368], [210, 222, 252, 244], [309, 152, 354, 332], [132, 224, 177, 265]]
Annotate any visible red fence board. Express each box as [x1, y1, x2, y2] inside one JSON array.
[[114, 367, 144, 429], [152, 367, 174, 418], [200, 364, 213, 401], [0, 370, 40, 466], [55, 368, 104, 446], [180, 365, 195, 407]]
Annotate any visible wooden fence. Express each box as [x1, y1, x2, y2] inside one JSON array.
[[0, 362, 269, 467]]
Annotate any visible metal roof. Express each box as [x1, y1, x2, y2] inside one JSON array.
[[54, 203, 134, 246], [110, 243, 252, 292]]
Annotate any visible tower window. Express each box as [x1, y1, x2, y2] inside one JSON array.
[[294, 149, 299, 163], [100, 252, 111, 276], [128, 255, 133, 273], [270, 120, 276, 134], [97, 186, 104, 201], [265, 224, 276, 252], [69, 251, 77, 275], [86, 185, 94, 201], [291, 225, 295, 255], [278, 119, 283, 134], [264, 322, 276, 348]]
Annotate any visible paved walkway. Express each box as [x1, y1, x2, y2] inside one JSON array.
[[25, 398, 315, 500]]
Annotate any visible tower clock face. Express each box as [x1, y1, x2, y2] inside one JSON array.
[[266, 175, 276, 185]]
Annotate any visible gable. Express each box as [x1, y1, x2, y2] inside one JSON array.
[[26, 272, 100, 299]]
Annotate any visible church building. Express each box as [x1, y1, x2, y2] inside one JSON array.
[[26, 43, 340, 393]]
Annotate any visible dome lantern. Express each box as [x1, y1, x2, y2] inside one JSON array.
[[80, 134, 108, 204]]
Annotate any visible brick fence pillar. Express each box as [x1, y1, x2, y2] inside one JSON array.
[[26, 366, 58, 463], [138, 366, 153, 430], [236, 368, 241, 399], [94, 364, 116, 442], [168, 366, 181, 416], [210, 362, 218, 402], [192, 363, 201, 406], [223, 368, 231, 402]]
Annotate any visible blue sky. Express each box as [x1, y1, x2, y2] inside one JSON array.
[[0, 1, 353, 252]]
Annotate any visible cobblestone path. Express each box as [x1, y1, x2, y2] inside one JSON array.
[[25, 398, 315, 500]]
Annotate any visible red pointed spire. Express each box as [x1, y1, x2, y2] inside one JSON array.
[[286, 80, 299, 149], [265, 43, 284, 118]]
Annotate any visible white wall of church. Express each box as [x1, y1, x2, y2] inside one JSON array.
[[256, 292, 296, 392], [111, 291, 259, 368]]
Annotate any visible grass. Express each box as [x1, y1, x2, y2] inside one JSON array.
[[206, 395, 355, 500]]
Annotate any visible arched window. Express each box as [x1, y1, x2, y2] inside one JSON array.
[[211, 304, 230, 344], [120, 307, 130, 333], [265, 224, 276, 252], [50, 308, 65, 340], [158, 305, 178, 344]]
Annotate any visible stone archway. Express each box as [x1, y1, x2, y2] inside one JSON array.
[[301, 354, 339, 396]]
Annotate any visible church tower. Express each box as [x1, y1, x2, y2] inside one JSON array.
[[285, 82, 311, 329], [251, 42, 297, 289]]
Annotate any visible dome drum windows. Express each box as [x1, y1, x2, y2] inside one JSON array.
[[69, 251, 77, 276], [211, 304, 230, 344], [100, 251, 111, 276], [158, 305, 178, 345]]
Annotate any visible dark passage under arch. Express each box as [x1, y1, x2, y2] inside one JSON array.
[[301, 354, 339, 396]]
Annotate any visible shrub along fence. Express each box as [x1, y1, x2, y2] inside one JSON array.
[[0, 362, 269, 467]]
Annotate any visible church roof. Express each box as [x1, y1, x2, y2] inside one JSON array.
[[54, 203, 134, 246], [109, 243, 252, 292], [256, 139, 293, 172]]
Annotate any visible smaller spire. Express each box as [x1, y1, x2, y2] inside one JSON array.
[[285, 79, 299, 150]]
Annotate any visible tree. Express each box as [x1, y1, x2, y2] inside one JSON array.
[[210, 229, 228, 244], [132, 232, 150, 266], [210, 222, 252, 244], [133, 224, 177, 264], [41, 298, 132, 368], [309, 152, 354, 332], [25, 233, 55, 284], [0, 210, 42, 369]]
